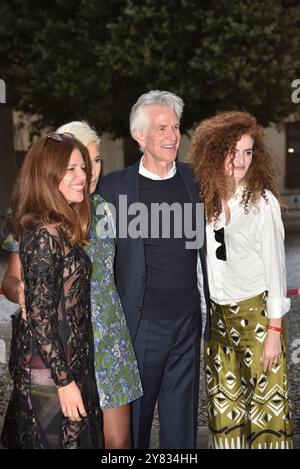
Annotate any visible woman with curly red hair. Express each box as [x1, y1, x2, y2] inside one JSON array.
[[189, 111, 293, 449]]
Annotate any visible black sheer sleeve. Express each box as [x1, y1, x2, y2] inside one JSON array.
[[22, 227, 73, 387]]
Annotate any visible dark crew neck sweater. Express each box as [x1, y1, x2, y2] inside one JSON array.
[[138, 171, 200, 320]]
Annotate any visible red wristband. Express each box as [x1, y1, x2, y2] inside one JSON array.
[[267, 325, 284, 333]]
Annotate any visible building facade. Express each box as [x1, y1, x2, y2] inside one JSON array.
[[0, 108, 299, 240]]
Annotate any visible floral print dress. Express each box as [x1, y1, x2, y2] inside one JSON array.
[[83, 194, 142, 408]]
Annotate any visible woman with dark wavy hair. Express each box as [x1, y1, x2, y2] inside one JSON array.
[[189, 111, 293, 449], [1, 134, 103, 449]]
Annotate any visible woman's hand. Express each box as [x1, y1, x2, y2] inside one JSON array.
[[260, 330, 283, 373], [57, 381, 87, 421]]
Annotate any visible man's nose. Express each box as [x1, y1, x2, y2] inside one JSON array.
[[167, 127, 178, 141]]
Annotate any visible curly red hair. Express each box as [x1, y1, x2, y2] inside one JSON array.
[[188, 111, 283, 223]]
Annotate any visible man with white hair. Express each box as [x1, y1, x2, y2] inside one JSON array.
[[99, 90, 210, 449]]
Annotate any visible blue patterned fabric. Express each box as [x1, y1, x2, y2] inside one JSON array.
[[2, 233, 19, 252], [86, 194, 142, 408]]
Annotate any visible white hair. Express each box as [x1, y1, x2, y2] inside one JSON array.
[[130, 90, 184, 139], [56, 121, 101, 147]]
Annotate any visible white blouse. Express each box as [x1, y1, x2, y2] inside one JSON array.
[[206, 187, 290, 319]]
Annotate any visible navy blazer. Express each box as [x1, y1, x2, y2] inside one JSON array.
[[99, 161, 210, 341]]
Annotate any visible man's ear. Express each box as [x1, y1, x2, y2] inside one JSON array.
[[134, 129, 145, 148]]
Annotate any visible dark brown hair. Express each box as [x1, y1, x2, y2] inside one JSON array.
[[8, 134, 91, 244], [188, 111, 283, 223]]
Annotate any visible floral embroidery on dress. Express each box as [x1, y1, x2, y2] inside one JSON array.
[[2, 197, 143, 411], [1, 227, 102, 448], [86, 194, 142, 408]]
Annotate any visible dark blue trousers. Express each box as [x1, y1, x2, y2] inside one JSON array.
[[132, 311, 201, 449]]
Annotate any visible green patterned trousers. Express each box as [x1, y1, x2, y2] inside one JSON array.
[[205, 292, 293, 449]]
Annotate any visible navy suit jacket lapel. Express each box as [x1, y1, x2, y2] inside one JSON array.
[[177, 164, 198, 205], [122, 161, 140, 205], [121, 160, 146, 266], [178, 164, 210, 325]]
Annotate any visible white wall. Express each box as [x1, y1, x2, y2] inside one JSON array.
[[11, 112, 290, 195], [264, 126, 286, 193], [178, 134, 192, 162], [101, 134, 124, 174]]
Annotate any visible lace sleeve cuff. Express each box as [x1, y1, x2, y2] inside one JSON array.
[[55, 374, 74, 389]]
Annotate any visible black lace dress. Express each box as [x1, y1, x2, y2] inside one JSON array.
[[1, 226, 103, 449]]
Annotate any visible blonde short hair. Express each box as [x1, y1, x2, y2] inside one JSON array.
[[56, 121, 101, 147]]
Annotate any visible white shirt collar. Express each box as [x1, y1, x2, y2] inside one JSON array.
[[230, 183, 247, 200], [138, 156, 177, 180], [213, 184, 247, 229]]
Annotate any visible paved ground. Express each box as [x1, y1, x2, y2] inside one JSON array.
[[0, 229, 300, 449]]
